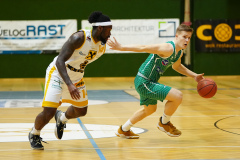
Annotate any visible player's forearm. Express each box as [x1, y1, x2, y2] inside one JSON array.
[[119, 44, 147, 52], [56, 59, 73, 86], [174, 64, 197, 78]]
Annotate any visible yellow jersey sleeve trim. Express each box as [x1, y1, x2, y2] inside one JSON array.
[[103, 45, 106, 54]]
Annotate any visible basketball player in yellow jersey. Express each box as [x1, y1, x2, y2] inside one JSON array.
[[29, 11, 112, 150], [107, 24, 204, 138]]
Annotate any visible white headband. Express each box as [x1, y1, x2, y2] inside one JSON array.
[[92, 21, 112, 26]]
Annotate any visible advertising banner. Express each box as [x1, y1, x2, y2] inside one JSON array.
[[195, 19, 240, 52], [82, 19, 179, 53], [0, 20, 77, 54]]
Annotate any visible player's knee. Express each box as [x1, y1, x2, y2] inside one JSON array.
[[149, 108, 157, 115], [80, 107, 88, 116], [74, 106, 88, 117], [145, 105, 157, 115], [175, 90, 183, 104], [42, 107, 57, 121]]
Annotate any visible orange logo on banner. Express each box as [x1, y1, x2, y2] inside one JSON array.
[[196, 23, 240, 42], [214, 23, 232, 42]]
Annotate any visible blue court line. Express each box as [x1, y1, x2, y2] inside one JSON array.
[[77, 118, 106, 160]]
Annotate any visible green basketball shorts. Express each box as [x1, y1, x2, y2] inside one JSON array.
[[134, 75, 171, 106]]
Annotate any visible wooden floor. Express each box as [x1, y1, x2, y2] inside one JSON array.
[[0, 76, 239, 160]]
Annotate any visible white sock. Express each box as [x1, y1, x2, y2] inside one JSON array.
[[161, 113, 171, 124], [31, 127, 41, 135], [122, 119, 133, 131], [60, 112, 68, 123]]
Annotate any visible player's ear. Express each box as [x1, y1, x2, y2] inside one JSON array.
[[97, 26, 103, 32]]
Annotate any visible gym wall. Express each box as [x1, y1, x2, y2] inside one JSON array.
[[0, 0, 239, 78]]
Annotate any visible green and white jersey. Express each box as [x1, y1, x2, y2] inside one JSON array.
[[138, 41, 182, 82]]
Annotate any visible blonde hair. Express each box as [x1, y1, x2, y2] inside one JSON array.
[[176, 24, 193, 34]]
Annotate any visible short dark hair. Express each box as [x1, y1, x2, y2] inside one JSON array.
[[176, 24, 193, 34], [88, 11, 111, 24]]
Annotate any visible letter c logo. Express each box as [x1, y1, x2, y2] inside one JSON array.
[[197, 25, 212, 41]]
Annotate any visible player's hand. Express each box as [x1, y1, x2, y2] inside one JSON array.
[[194, 73, 204, 82], [67, 83, 80, 100], [107, 37, 122, 51]]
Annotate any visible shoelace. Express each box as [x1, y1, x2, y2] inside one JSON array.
[[168, 122, 177, 130], [58, 122, 66, 132], [60, 122, 66, 128], [34, 135, 48, 144]]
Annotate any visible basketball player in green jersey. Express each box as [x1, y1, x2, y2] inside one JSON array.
[[107, 24, 204, 138]]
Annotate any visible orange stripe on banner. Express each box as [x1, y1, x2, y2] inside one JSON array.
[[62, 99, 88, 107]]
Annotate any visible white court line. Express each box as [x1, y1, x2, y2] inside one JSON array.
[[0, 145, 240, 152]]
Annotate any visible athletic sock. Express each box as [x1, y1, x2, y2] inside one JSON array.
[[31, 127, 41, 135], [161, 113, 171, 124], [60, 112, 68, 123], [122, 119, 133, 131]]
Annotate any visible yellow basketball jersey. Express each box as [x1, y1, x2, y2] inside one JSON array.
[[51, 29, 106, 81]]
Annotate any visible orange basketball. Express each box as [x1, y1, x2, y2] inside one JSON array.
[[197, 78, 217, 98]]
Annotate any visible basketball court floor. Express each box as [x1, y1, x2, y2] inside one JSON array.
[[0, 76, 239, 160]]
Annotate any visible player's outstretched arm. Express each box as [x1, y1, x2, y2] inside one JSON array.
[[107, 37, 172, 56]]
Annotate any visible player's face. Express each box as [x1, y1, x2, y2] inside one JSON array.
[[176, 31, 192, 49], [100, 25, 112, 44]]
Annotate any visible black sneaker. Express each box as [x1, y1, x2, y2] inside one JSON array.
[[28, 132, 46, 150], [54, 110, 66, 139]]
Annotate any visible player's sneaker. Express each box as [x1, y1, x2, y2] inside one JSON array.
[[116, 125, 139, 139], [28, 131, 46, 150], [157, 117, 181, 137], [54, 110, 66, 139]]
